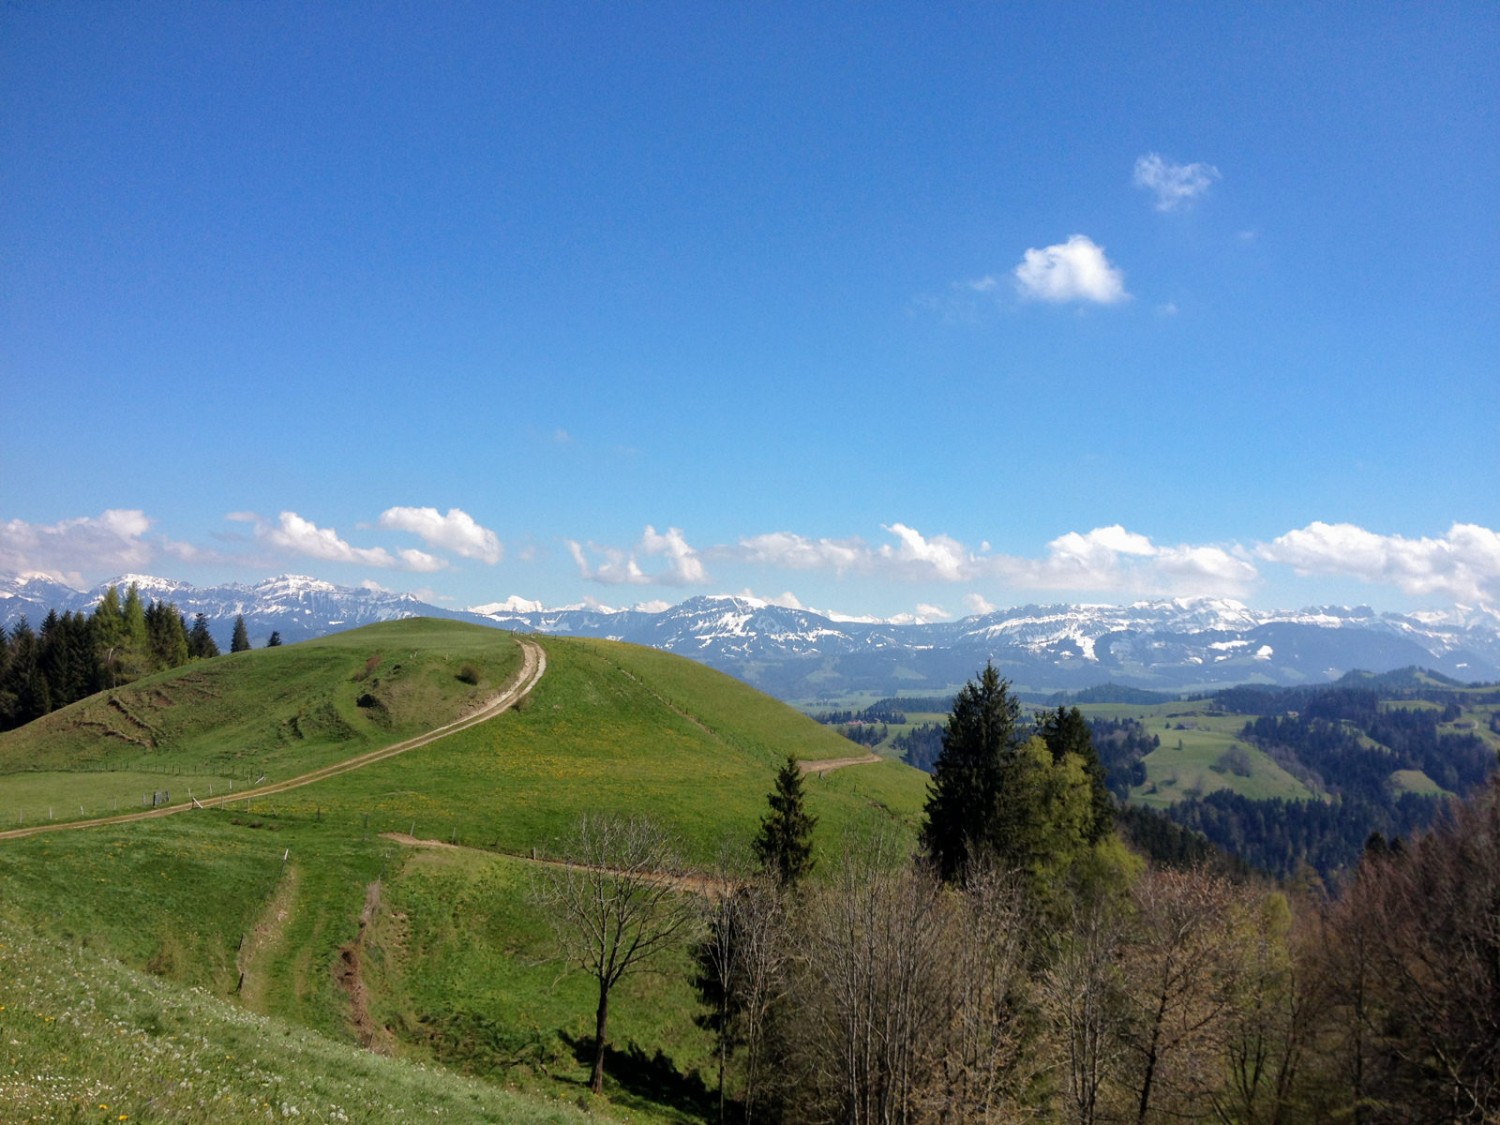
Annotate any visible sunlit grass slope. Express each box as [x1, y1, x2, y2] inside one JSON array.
[[0, 623, 931, 1120], [0, 619, 522, 820], [0, 910, 589, 1125], [263, 635, 928, 862]]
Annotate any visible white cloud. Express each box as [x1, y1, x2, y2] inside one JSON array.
[[378, 506, 503, 564], [727, 522, 1254, 597], [1133, 153, 1220, 211], [261, 512, 447, 572], [0, 509, 155, 585], [734, 531, 871, 575], [915, 603, 952, 622], [879, 523, 975, 581], [1002, 527, 1257, 596], [1257, 522, 1500, 604], [963, 593, 996, 615], [567, 525, 709, 587], [1013, 235, 1128, 304]]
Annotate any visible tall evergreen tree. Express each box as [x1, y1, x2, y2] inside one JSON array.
[[1037, 705, 1115, 843], [145, 601, 189, 668], [187, 613, 219, 659], [230, 615, 251, 653], [121, 583, 150, 677], [266, 630, 283, 648], [754, 755, 817, 888], [91, 585, 126, 686], [921, 662, 1020, 883]]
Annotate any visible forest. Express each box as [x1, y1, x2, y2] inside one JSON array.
[[0, 583, 264, 731], [685, 666, 1499, 1122], [893, 678, 1499, 884]]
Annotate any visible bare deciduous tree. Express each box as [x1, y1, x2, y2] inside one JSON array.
[[1041, 887, 1127, 1125], [697, 870, 787, 1123], [1115, 867, 1253, 1124], [533, 813, 702, 1096]]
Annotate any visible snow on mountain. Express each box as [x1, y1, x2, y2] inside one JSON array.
[[3, 571, 1497, 696]]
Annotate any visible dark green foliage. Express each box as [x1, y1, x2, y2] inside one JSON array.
[[1114, 803, 1248, 876], [187, 613, 219, 659], [1036, 705, 1114, 843], [920, 662, 1020, 883], [1088, 716, 1155, 798], [266, 631, 282, 648], [145, 599, 190, 667], [893, 721, 944, 772], [0, 589, 203, 732], [1166, 681, 1500, 878], [230, 615, 251, 653], [754, 756, 817, 888]]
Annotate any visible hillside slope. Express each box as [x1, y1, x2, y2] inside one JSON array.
[[0, 621, 929, 1122]]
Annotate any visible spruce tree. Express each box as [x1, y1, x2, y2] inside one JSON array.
[[187, 613, 219, 659], [231, 615, 251, 653], [266, 631, 282, 648], [920, 662, 1020, 883], [753, 755, 817, 888]]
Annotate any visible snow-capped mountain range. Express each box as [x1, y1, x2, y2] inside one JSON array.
[[4, 573, 1498, 698]]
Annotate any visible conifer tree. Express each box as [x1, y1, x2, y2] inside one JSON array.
[[145, 601, 189, 668], [921, 662, 1020, 883], [91, 585, 126, 686], [266, 631, 282, 648], [187, 613, 219, 659], [1037, 705, 1115, 843], [231, 615, 251, 653], [754, 755, 817, 888]]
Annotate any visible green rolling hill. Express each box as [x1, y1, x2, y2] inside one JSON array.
[[0, 619, 930, 1123]]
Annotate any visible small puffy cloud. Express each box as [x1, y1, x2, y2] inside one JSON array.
[[1013, 235, 1128, 304], [879, 523, 975, 581], [963, 593, 997, 615], [261, 512, 447, 572], [1133, 153, 1220, 211], [915, 603, 952, 622], [1257, 522, 1500, 604], [378, 506, 502, 564], [0, 509, 156, 584], [567, 525, 709, 587]]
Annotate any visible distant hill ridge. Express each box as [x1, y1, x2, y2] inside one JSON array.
[[3, 572, 1499, 696]]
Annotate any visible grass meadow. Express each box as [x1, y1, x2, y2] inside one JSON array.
[[0, 621, 931, 1122]]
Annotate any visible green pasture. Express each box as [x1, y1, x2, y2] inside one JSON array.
[[0, 619, 523, 818], [1131, 731, 1313, 808], [0, 910, 590, 1125], [1388, 768, 1450, 796], [0, 768, 239, 826], [0, 621, 930, 1121]]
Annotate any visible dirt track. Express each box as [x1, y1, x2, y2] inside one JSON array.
[[0, 640, 547, 843]]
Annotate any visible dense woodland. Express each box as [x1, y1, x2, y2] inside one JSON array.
[[0, 584, 257, 732], [676, 665, 1500, 1123], [890, 678, 1499, 883]]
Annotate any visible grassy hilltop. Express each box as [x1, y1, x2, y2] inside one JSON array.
[[0, 618, 929, 1123]]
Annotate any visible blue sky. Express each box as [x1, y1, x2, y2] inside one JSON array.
[[3, 2, 1497, 620]]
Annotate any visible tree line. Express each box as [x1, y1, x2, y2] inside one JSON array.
[[535, 662, 1499, 1121], [0, 585, 275, 731]]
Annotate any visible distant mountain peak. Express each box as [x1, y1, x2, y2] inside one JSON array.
[[3, 571, 1498, 695]]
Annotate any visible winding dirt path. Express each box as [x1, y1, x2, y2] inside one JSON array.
[[0, 640, 547, 843], [381, 831, 734, 898], [800, 751, 881, 774]]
